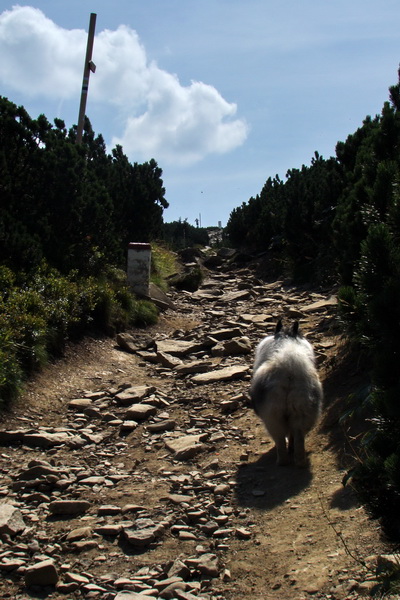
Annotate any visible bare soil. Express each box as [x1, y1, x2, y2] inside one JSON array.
[[0, 265, 393, 600]]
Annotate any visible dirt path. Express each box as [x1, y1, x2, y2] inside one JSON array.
[[0, 262, 389, 600]]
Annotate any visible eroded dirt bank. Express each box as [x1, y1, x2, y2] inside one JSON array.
[[0, 261, 390, 600]]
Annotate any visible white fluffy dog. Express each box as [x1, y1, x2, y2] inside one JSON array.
[[250, 320, 323, 467]]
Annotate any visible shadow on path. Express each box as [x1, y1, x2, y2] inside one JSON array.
[[234, 447, 313, 510]]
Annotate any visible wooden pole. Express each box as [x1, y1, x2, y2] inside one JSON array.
[[76, 13, 97, 144]]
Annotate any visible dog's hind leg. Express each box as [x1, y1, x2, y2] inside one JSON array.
[[292, 429, 307, 467], [267, 420, 290, 465]]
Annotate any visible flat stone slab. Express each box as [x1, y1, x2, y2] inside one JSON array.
[[302, 296, 337, 312], [221, 290, 251, 302], [23, 431, 86, 449], [207, 327, 243, 340], [115, 592, 158, 600], [174, 360, 213, 375], [211, 337, 252, 357], [125, 403, 157, 421], [147, 419, 176, 433], [122, 520, 164, 548], [156, 351, 182, 369], [156, 339, 205, 357], [115, 385, 155, 406], [48, 500, 91, 515], [68, 398, 92, 409], [241, 313, 271, 323], [191, 365, 249, 384], [165, 434, 207, 460], [16, 464, 62, 480], [0, 429, 85, 448]]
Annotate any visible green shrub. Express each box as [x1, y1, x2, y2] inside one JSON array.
[[131, 299, 159, 327], [0, 258, 163, 407], [0, 325, 23, 406], [341, 223, 400, 538], [151, 243, 178, 291]]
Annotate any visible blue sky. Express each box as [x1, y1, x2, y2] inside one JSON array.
[[0, 1, 399, 227]]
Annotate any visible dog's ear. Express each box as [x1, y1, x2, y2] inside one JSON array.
[[291, 321, 299, 337], [275, 320, 283, 335]]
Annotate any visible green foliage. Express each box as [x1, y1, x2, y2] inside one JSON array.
[[150, 243, 179, 290], [162, 219, 209, 250], [0, 96, 172, 406], [340, 221, 400, 536], [226, 67, 400, 537], [0, 262, 158, 405], [0, 99, 168, 274], [0, 326, 23, 407], [226, 155, 343, 283], [131, 299, 159, 327]]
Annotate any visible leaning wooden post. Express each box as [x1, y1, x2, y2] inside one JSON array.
[[76, 13, 97, 144]]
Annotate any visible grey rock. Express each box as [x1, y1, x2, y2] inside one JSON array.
[[0, 430, 26, 444], [191, 365, 249, 384], [95, 523, 123, 536], [69, 539, 98, 552], [235, 527, 252, 539], [159, 580, 187, 599], [0, 504, 26, 536], [186, 553, 219, 577], [147, 419, 176, 433], [207, 327, 243, 340], [221, 289, 251, 302], [16, 465, 62, 481], [97, 504, 122, 515], [0, 557, 26, 571], [25, 558, 59, 586], [64, 571, 90, 584], [115, 592, 158, 600], [192, 289, 224, 300], [166, 493, 195, 505], [24, 431, 86, 449], [48, 500, 91, 515], [302, 296, 337, 312], [115, 385, 156, 406], [147, 282, 177, 311], [241, 313, 270, 324], [116, 332, 140, 353], [65, 526, 92, 541], [122, 525, 162, 548], [68, 398, 92, 409], [78, 475, 105, 486], [120, 420, 139, 432], [165, 434, 207, 460], [173, 591, 201, 600], [211, 337, 252, 356], [168, 559, 191, 579], [156, 351, 182, 369], [175, 360, 213, 375], [156, 339, 205, 357], [125, 403, 157, 421]]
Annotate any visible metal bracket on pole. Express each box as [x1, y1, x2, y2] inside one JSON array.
[[76, 13, 97, 144]]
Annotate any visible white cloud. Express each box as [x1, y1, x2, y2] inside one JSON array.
[[0, 6, 84, 98], [111, 76, 248, 166], [0, 5, 248, 165]]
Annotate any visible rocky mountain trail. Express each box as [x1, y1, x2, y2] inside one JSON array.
[[0, 259, 392, 599]]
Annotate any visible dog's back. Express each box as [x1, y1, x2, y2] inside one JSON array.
[[250, 321, 323, 466]]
